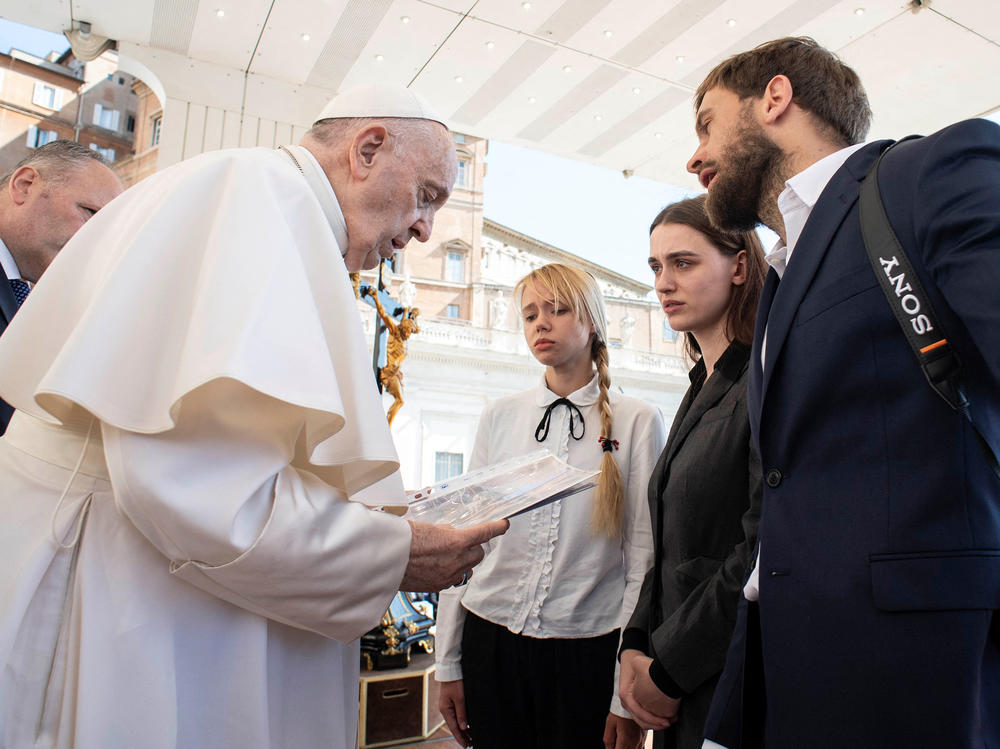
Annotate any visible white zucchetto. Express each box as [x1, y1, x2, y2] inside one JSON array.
[[314, 82, 449, 130]]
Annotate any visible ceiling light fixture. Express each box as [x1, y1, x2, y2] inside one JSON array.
[[854, 7, 865, 15], [654, 132, 663, 139], [375, 54, 384, 61], [632, 87, 641, 94], [401, 15, 410, 23], [522, 1, 532, 8], [486, 41, 495, 49], [594, 114, 603, 121], [216, 8, 225, 17], [301, 33, 310, 41], [562, 65, 572, 73], [675, 55, 685, 63], [528, 96, 537, 103], [455, 75, 464, 83], [727, 17, 737, 26], [603, 29, 613, 38]]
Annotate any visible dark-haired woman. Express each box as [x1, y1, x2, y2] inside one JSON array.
[[619, 195, 766, 749]]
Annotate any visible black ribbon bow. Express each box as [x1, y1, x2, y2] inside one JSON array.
[[535, 397, 585, 443]]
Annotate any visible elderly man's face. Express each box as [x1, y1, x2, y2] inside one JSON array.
[[341, 124, 457, 272], [10, 160, 123, 282]]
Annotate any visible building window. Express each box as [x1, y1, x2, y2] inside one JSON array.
[[456, 158, 471, 188], [25, 126, 58, 148], [32, 83, 62, 110], [126, 114, 136, 133], [454, 134, 466, 144], [93, 104, 121, 131], [446, 304, 460, 318], [445, 251, 464, 282], [662, 318, 677, 341], [150, 115, 162, 146], [434, 451, 464, 481], [88, 143, 116, 163]]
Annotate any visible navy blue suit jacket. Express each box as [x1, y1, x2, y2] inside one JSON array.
[[0, 262, 18, 433], [706, 119, 1000, 748]]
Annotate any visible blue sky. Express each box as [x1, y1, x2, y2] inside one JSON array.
[[481, 142, 695, 284], [0, 18, 67, 59]]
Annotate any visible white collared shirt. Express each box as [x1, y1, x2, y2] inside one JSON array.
[[0, 237, 23, 284], [746, 142, 867, 602], [435, 374, 666, 716], [765, 142, 868, 280]]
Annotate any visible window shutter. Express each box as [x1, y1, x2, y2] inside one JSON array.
[[26, 125, 38, 147], [53, 89, 63, 109]]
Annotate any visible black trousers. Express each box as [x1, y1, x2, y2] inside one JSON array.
[[460, 610, 619, 749]]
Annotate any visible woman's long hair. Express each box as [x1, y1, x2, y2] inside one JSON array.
[[649, 195, 767, 361], [514, 264, 624, 538]]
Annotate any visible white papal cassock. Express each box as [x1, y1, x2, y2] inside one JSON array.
[[0, 145, 413, 749]]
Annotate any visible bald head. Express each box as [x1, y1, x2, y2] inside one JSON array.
[[0, 139, 123, 282], [301, 115, 458, 272]]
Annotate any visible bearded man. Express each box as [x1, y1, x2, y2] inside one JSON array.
[[0, 84, 507, 749], [630, 36, 1000, 749]]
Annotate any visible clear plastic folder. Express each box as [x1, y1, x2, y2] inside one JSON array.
[[404, 449, 599, 529]]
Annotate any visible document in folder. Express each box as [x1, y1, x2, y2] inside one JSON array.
[[404, 449, 598, 529]]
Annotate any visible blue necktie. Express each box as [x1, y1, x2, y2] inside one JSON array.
[[9, 278, 29, 308]]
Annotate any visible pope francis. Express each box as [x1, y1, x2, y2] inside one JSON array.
[[0, 84, 507, 749]]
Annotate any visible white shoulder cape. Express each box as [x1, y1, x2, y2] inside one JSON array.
[[0, 145, 397, 496]]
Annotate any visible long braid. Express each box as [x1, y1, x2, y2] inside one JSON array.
[[591, 337, 625, 538]]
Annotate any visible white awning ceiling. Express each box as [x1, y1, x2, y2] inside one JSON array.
[[4, 0, 998, 188]]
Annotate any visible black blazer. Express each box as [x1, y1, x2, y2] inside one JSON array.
[[708, 119, 1000, 748], [625, 341, 761, 749], [0, 262, 18, 433]]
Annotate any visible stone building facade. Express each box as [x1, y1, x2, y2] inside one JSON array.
[[0, 47, 137, 175], [352, 132, 689, 495]]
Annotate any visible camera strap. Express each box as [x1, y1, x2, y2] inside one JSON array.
[[859, 136, 1000, 479]]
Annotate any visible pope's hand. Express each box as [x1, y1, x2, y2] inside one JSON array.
[[400, 519, 509, 592]]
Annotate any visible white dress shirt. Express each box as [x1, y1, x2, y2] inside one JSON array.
[[0, 238, 23, 283], [435, 374, 666, 716]]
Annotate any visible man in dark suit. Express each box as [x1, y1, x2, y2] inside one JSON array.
[[686, 37, 1000, 748], [0, 140, 122, 431]]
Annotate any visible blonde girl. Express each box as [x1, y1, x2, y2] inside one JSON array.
[[435, 263, 666, 749]]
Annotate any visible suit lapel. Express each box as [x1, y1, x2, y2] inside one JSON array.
[[662, 354, 747, 473], [749, 270, 778, 438], [759, 142, 888, 408], [0, 265, 16, 331]]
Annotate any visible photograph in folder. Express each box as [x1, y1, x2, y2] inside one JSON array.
[[404, 449, 599, 528]]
